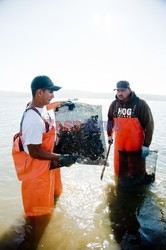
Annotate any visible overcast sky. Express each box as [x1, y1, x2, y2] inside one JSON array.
[[0, 0, 166, 95]]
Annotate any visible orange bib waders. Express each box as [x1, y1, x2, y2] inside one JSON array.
[[12, 126, 62, 216], [114, 117, 145, 177]]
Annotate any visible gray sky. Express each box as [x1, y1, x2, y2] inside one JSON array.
[[0, 0, 166, 95]]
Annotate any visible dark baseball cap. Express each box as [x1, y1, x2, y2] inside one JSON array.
[[31, 75, 61, 91], [114, 81, 130, 90]]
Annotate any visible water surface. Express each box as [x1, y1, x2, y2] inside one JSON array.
[[0, 92, 165, 249]]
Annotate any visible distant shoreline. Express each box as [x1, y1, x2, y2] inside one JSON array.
[[0, 89, 166, 102]]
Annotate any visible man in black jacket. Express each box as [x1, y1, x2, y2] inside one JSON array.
[[107, 80, 154, 186]]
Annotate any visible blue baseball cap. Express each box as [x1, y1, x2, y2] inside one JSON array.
[[31, 75, 61, 91], [114, 81, 130, 90]]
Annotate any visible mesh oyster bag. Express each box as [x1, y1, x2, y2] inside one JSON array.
[[54, 102, 106, 165], [146, 150, 158, 176]]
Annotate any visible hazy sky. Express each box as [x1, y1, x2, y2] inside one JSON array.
[[0, 0, 166, 95]]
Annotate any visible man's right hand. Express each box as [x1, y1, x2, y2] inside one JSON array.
[[108, 136, 113, 145], [50, 155, 77, 169]]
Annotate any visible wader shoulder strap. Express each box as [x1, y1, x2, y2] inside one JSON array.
[[19, 107, 50, 133]]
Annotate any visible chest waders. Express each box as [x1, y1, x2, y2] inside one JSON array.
[[114, 117, 145, 177], [12, 108, 62, 216], [113, 99, 145, 178]]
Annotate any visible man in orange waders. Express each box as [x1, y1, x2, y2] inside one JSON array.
[[107, 81, 154, 187], [12, 75, 77, 217]]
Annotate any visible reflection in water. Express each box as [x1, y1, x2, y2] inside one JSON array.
[[0, 214, 51, 250], [108, 184, 153, 249], [17, 215, 51, 250], [107, 183, 166, 249]]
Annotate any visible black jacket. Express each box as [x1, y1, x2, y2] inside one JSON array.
[[107, 92, 154, 147]]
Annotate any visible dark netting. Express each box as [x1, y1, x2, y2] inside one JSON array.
[[53, 102, 106, 165]]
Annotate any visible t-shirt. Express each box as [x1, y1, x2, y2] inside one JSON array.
[[21, 107, 55, 154]]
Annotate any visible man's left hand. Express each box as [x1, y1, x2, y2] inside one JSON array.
[[61, 101, 75, 110], [141, 146, 149, 158]]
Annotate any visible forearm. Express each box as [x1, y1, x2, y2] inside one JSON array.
[[107, 101, 115, 136], [46, 101, 63, 110], [28, 145, 60, 160], [107, 119, 113, 136], [138, 100, 154, 146], [144, 121, 154, 146]]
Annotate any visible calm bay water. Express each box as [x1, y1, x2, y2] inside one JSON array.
[[0, 91, 166, 249]]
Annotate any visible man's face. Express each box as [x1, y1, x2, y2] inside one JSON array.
[[41, 89, 54, 105], [116, 88, 131, 102]]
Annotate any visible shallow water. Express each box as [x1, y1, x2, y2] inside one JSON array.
[[0, 92, 166, 249]]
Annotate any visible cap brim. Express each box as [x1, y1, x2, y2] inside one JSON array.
[[48, 85, 62, 91], [113, 88, 127, 91]]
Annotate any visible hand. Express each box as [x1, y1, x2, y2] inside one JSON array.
[[49, 159, 59, 170], [61, 101, 75, 111], [100, 159, 109, 167], [108, 136, 113, 145], [141, 146, 149, 158], [58, 155, 77, 167]]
